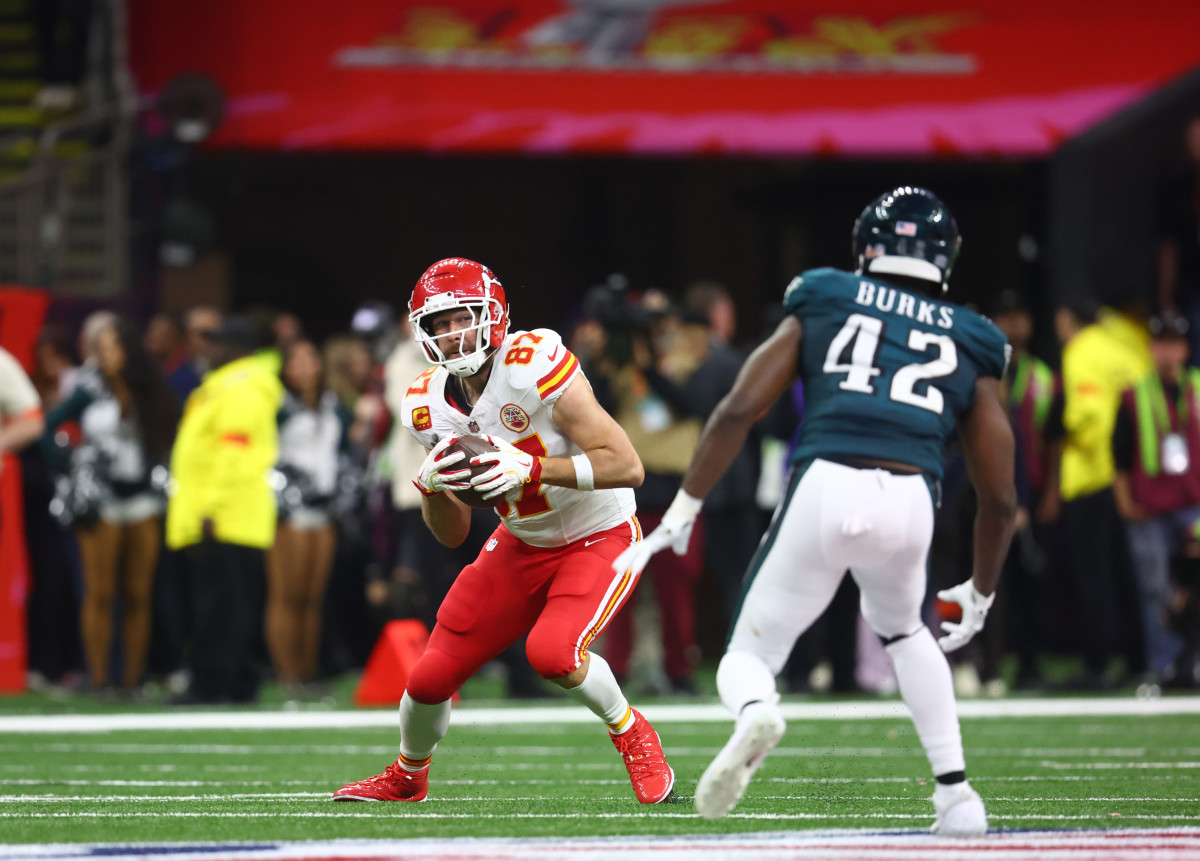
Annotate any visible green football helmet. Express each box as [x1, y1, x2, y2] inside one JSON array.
[[852, 186, 961, 294]]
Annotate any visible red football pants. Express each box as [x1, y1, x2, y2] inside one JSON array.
[[601, 509, 704, 681], [405, 517, 642, 705]]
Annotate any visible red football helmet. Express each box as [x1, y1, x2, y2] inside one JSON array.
[[408, 258, 510, 377]]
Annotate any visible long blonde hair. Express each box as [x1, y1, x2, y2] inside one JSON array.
[[322, 335, 373, 409]]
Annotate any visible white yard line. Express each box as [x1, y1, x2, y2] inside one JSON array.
[[0, 696, 1198, 734], [4, 811, 1200, 821]]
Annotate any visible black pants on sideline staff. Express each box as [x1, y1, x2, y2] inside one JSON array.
[[183, 540, 264, 703], [1061, 488, 1146, 679]]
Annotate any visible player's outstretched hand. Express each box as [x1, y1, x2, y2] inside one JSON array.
[[935, 580, 995, 653], [414, 435, 471, 496], [612, 489, 703, 576], [471, 435, 539, 501]]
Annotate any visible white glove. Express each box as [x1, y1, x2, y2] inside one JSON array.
[[611, 489, 702, 576], [414, 435, 472, 496], [470, 435, 539, 501], [936, 580, 995, 653]]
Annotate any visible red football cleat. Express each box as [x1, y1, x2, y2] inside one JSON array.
[[610, 708, 675, 804], [332, 760, 429, 802]]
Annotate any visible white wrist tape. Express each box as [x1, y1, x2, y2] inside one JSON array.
[[665, 489, 704, 522], [572, 453, 595, 492]]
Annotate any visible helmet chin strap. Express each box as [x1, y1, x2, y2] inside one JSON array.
[[445, 347, 493, 378]]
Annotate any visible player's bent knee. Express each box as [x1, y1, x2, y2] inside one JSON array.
[[860, 600, 921, 642], [405, 649, 462, 705], [525, 628, 576, 680]]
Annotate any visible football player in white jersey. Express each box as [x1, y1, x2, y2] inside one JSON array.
[[334, 258, 675, 804]]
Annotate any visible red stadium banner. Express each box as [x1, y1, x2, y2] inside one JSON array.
[[127, 0, 1200, 156]]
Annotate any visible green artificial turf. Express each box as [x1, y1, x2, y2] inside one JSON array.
[[2, 712, 1199, 844]]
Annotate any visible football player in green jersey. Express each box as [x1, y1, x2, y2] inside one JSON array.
[[615, 186, 1017, 836]]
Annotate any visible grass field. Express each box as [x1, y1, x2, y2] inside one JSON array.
[[3, 695, 1200, 848]]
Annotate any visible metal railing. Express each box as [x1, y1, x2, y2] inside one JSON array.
[[0, 103, 134, 297], [0, 0, 135, 297]]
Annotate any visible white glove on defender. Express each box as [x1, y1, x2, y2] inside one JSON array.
[[414, 436, 471, 496], [936, 580, 995, 653], [612, 489, 702, 575], [471, 435, 538, 501]]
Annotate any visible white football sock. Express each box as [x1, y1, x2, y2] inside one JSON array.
[[886, 627, 965, 777], [398, 691, 451, 769], [717, 649, 778, 717], [562, 653, 634, 734]]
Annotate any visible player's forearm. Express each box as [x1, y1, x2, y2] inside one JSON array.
[[679, 395, 755, 500], [970, 492, 1017, 596], [539, 447, 644, 490], [0, 413, 44, 454], [421, 491, 471, 548]]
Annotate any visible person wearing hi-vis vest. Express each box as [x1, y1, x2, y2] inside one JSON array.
[[991, 290, 1059, 689], [1112, 311, 1199, 682]]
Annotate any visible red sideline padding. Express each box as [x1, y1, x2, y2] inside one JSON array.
[[354, 619, 440, 706], [0, 287, 46, 694], [0, 453, 29, 692], [0, 286, 49, 372]]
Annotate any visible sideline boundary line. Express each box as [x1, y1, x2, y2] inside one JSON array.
[[4, 830, 1200, 861], [0, 697, 1197, 734]]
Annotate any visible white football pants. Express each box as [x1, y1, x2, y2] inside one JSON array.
[[721, 458, 965, 777]]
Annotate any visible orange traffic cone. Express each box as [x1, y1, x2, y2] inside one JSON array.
[[354, 619, 435, 706]]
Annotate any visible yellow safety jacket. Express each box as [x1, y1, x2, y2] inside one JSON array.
[[1059, 310, 1151, 501], [166, 355, 284, 550]]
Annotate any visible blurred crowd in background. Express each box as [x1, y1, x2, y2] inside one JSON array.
[[8, 2, 1200, 698], [6, 225, 1200, 705]]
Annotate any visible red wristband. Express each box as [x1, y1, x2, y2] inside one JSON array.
[[526, 456, 543, 485], [412, 479, 439, 498]]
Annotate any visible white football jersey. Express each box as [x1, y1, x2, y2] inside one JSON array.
[[400, 328, 636, 548]]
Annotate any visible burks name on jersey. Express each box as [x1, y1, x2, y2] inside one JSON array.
[[787, 273, 958, 331], [399, 327, 636, 548], [853, 280, 955, 330]]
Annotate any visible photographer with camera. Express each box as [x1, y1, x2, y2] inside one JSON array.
[[580, 278, 748, 694]]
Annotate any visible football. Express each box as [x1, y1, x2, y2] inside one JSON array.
[[442, 435, 500, 509]]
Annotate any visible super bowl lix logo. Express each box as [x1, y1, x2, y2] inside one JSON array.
[[500, 403, 530, 433]]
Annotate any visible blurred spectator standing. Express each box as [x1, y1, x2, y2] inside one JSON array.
[[324, 335, 375, 414], [24, 332, 82, 689], [599, 291, 705, 693], [40, 318, 179, 694], [1112, 312, 1198, 682], [179, 306, 223, 396], [1157, 117, 1200, 360], [32, 326, 81, 409], [166, 316, 283, 703], [992, 290, 1057, 687], [144, 307, 221, 683], [267, 339, 349, 693], [143, 313, 198, 405], [377, 324, 442, 628], [1055, 296, 1152, 685], [684, 280, 737, 345], [680, 282, 763, 626], [75, 311, 118, 378]]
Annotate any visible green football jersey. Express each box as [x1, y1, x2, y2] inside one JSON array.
[[786, 268, 1010, 479]]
